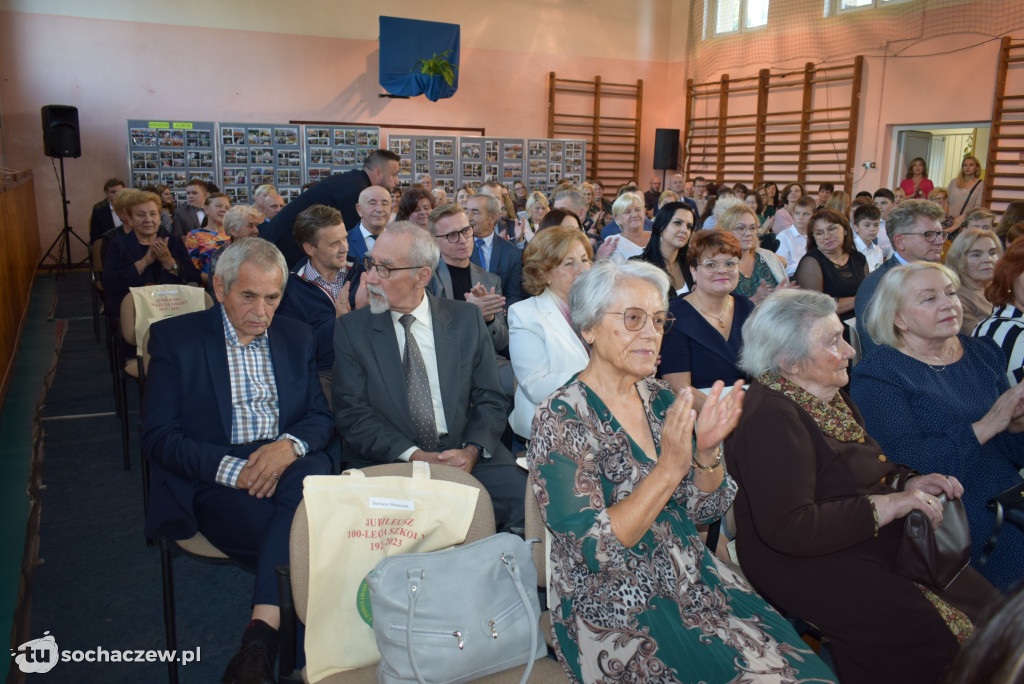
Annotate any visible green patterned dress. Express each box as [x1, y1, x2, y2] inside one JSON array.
[[528, 377, 837, 684]]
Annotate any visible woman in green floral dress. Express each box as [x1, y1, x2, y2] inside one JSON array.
[[528, 259, 837, 684]]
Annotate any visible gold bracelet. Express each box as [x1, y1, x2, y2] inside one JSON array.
[[692, 445, 722, 472]]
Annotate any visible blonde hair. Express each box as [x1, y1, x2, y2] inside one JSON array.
[[865, 263, 961, 348], [945, 228, 1002, 280], [956, 155, 982, 188]]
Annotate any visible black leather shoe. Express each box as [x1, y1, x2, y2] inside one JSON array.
[[222, 640, 276, 684]]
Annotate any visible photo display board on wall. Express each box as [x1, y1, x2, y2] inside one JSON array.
[[126, 119, 217, 204], [219, 122, 302, 204], [388, 135, 459, 195], [388, 134, 586, 195], [304, 125, 381, 184]]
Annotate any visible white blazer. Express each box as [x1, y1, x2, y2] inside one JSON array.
[[508, 289, 590, 438]]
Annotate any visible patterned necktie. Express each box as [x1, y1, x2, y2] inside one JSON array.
[[475, 238, 487, 270], [399, 314, 439, 451]]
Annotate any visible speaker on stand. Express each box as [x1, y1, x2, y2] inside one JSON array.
[[653, 128, 680, 189], [39, 104, 89, 275]]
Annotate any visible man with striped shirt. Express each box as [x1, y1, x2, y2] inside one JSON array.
[[143, 238, 333, 684]]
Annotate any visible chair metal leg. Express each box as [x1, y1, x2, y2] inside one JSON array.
[[120, 369, 131, 470], [276, 566, 297, 680], [160, 540, 180, 684]]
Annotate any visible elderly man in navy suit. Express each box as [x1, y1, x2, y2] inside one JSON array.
[[346, 185, 392, 263], [143, 238, 333, 684], [466, 193, 524, 306]]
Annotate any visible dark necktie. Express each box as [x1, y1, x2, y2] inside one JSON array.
[[399, 314, 439, 450]]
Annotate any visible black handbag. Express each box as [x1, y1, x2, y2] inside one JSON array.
[[894, 495, 972, 590], [978, 482, 1024, 567]]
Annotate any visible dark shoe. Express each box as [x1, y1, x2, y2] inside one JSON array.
[[222, 640, 276, 684]]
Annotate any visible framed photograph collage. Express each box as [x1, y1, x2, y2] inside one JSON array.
[[390, 134, 586, 195], [126, 119, 216, 204], [218, 122, 304, 204], [304, 126, 381, 185], [388, 135, 459, 195]]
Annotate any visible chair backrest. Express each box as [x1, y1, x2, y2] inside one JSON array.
[[125, 284, 209, 357], [289, 463, 495, 625], [120, 294, 138, 347], [524, 484, 547, 587], [141, 292, 212, 374]]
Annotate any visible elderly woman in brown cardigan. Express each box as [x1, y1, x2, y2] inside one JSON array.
[[724, 289, 1000, 684]]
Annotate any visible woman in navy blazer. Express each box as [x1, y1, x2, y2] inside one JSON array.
[[661, 231, 753, 411], [508, 227, 593, 439]]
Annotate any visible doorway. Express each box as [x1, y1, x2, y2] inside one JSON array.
[[891, 124, 990, 192]]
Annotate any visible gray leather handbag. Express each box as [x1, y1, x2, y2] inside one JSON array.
[[367, 532, 547, 684]]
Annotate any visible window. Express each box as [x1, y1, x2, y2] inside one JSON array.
[[707, 0, 769, 37], [824, 0, 911, 17]]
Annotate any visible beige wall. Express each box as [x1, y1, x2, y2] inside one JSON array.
[[0, 3, 680, 260]]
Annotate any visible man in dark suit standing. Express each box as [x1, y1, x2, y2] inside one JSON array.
[[333, 222, 525, 531], [263, 149, 401, 267], [89, 177, 124, 243], [854, 200, 946, 357], [466, 193, 524, 306], [170, 178, 209, 237], [143, 238, 333, 684]]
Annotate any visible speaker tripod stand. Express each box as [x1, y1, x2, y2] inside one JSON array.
[[39, 155, 89, 276]]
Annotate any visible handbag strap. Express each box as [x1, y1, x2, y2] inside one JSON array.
[[402, 550, 539, 684], [978, 500, 1005, 568], [958, 180, 982, 216]]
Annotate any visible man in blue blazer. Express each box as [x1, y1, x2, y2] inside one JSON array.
[[466, 193, 524, 306], [333, 223, 526, 531], [853, 200, 946, 357], [345, 185, 392, 263], [143, 238, 333, 684], [262, 150, 400, 267]]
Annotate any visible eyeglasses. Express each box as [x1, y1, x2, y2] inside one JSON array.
[[812, 224, 843, 240], [603, 308, 675, 333], [902, 230, 946, 243], [730, 224, 757, 235], [434, 226, 473, 243], [363, 256, 424, 278], [698, 259, 741, 272]]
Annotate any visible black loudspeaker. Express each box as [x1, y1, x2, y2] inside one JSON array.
[[41, 105, 81, 159], [653, 128, 680, 170]]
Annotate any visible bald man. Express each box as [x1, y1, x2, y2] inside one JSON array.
[[347, 185, 392, 263]]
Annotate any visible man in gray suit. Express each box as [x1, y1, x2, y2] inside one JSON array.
[[171, 178, 209, 237], [854, 199, 946, 357], [333, 222, 525, 530]]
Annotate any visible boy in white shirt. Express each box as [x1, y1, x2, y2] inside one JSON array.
[[872, 188, 895, 257], [852, 204, 884, 272], [776, 195, 817, 277]]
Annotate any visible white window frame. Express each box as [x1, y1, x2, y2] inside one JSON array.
[[704, 0, 769, 39], [824, 0, 913, 18]]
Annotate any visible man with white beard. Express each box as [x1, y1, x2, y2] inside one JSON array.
[[331, 222, 526, 531]]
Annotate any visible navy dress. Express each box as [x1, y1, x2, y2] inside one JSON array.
[[851, 335, 1024, 592], [660, 294, 754, 388]]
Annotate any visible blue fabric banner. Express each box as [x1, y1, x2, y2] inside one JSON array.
[[379, 16, 460, 102]]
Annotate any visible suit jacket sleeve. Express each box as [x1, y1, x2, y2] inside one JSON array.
[[142, 321, 233, 485], [503, 243, 524, 306], [333, 313, 419, 463], [461, 306, 509, 454], [483, 274, 509, 353]]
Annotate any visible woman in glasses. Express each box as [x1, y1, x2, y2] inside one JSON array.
[[527, 259, 837, 684], [794, 209, 868, 324], [717, 202, 788, 305], [661, 231, 754, 411]]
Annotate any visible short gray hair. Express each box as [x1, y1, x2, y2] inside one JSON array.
[[214, 237, 288, 294], [886, 199, 945, 236], [468, 192, 500, 219], [864, 262, 960, 348], [611, 191, 644, 220], [552, 188, 584, 216], [569, 259, 670, 332], [382, 221, 440, 270], [253, 184, 277, 201], [223, 204, 262, 237], [739, 289, 836, 377]]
